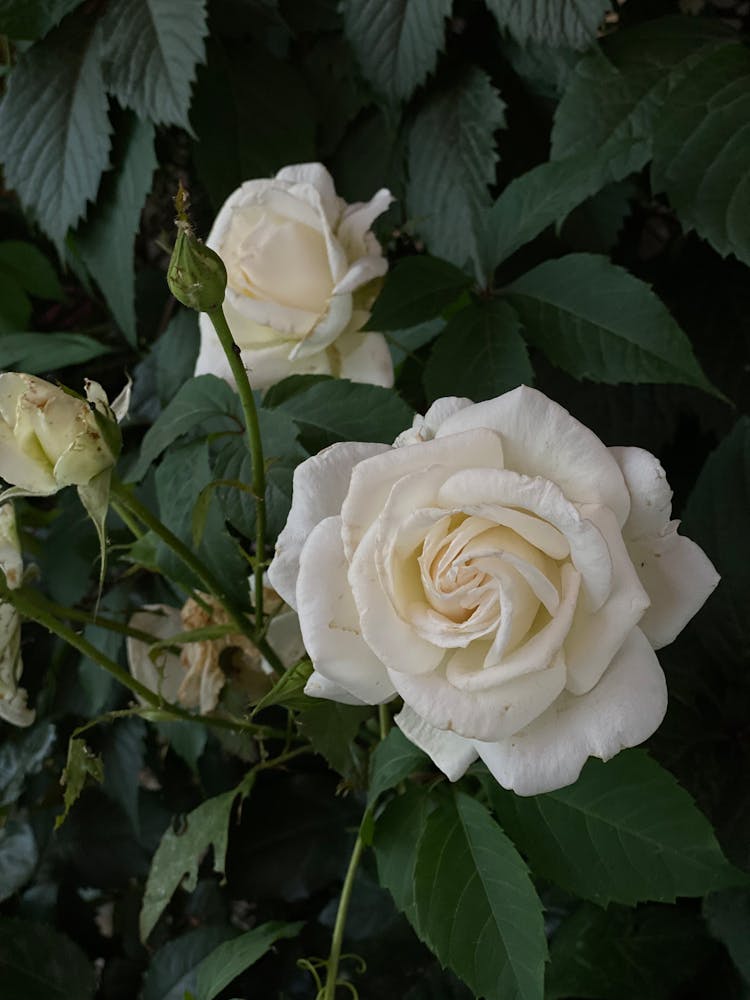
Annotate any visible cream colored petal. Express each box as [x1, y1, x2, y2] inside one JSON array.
[[393, 397, 474, 447], [337, 332, 395, 389], [0, 505, 22, 590], [0, 603, 33, 727], [436, 386, 631, 526], [275, 163, 341, 226], [341, 428, 505, 560], [268, 440, 390, 609], [289, 291, 353, 358], [564, 504, 650, 695], [390, 651, 566, 742], [437, 468, 613, 611], [126, 606, 185, 705], [337, 188, 394, 259], [395, 704, 477, 781], [297, 516, 395, 703], [0, 418, 56, 494], [610, 446, 673, 540], [628, 528, 719, 650], [333, 255, 388, 296], [304, 669, 367, 706], [475, 627, 666, 795], [266, 607, 306, 670]]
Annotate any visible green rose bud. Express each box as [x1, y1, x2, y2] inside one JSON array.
[[167, 184, 227, 313]]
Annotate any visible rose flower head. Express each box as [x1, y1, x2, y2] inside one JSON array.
[[269, 387, 719, 796], [0, 373, 125, 499], [194, 163, 394, 390]]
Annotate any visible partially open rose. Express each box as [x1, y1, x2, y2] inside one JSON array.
[[0, 374, 125, 499], [194, 163, 394, 391], [269, 387, 719, 795]]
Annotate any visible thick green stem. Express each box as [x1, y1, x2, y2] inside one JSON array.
[[378, 704, 390, 742], [322, 816, 367, 1000], [206, 305, 267, 636], [111, 476, 257, 644]]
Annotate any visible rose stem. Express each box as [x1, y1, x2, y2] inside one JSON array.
[[205, 304, 267, 639], [322, 816, 367, 1000], [0, 577, 287, 739], [110, 476, 254, 641]]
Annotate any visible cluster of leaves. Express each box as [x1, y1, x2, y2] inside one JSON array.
[[0, 0, 749, 998]]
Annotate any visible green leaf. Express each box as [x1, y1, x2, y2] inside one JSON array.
[[682, 418, 750, 666], [140, 779, 252, 942], [0, 10, 112, 247], [129, 375, 242, 481], [212, 406, 305, 540], [77, 115, 157, 346], [154, 439, 247, 599], [0, 723, 56, 808], [547, 902, 713, 1000], [484, 145, 633, 269], [367, 256, 473, 332], [156, 720, 207, 773], [129, 308, 201, 423], [387, 318, 444, 366], [0, 272, 31, 332], [192, 40, 316, 209], [652, 43, 750, 267], [407, 69, 506, 280], [550, 21, 733, 170], [0, 333, 111, 373], [485, 0, 610, 49], [424, 300, 532, 403], [413, 791, 546, 1000], [368, 727, 427, 807], [373, 785, 432, 922], [101, 717, 146, 835], [704, 889, 750, 984], [343, 0, 451, 103], [100, 0, 208, 129], [55, 737, 104, 830], [0, 918, 95, 1000], [298, 702, 371, 779], [142, 926, 235, 1000], [0, 0, 81, 40], [0, 820, 37, 903], [487, 751, 744, 906], [251, 658, 313, 717], [0, 241, 63, 300], [194, 921, 303, 1000], [506, 254, 718, 395], [277, 378, 414, 451]]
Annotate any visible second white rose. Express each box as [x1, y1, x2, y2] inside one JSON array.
[[195, 163, 395, 391]]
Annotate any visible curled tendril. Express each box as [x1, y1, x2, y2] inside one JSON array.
[[340, 953, 367, 975], [297, 956, 325, 993]]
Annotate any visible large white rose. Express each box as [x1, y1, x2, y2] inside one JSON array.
[[0, 374, 125, 499], [194, 163, 395, 391], [268, 386, 719, 796]]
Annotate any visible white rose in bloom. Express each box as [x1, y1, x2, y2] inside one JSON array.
[[0, 504, 33, 727], [268, 387, 720, 795], [0, 374, 124, 498], [194, 163, 395, 391]]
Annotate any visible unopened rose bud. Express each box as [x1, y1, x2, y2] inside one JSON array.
[[167, 185, 227, 313]]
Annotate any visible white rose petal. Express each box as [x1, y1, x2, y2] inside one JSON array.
[[269, 386, 719, 795], [196, 162, 394, 392]]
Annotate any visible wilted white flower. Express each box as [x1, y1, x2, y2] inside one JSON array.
[[0, 504, 32, 727]]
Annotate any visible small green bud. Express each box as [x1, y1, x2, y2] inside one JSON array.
[[167, 184, 227, 312]]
